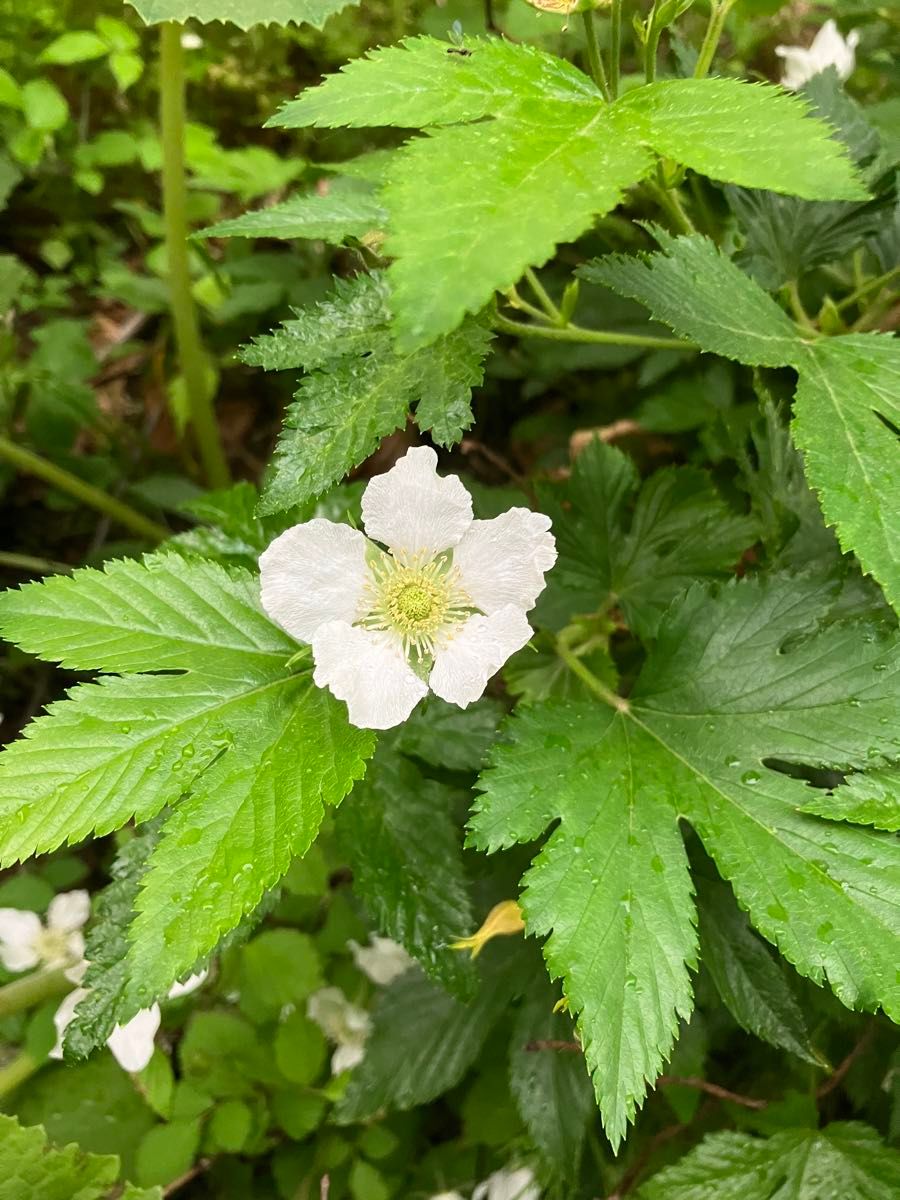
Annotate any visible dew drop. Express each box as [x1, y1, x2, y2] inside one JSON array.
[[741, 770, 761, 785]]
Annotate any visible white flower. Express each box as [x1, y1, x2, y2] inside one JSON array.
[[260, 447, 556, 729], [430, 1193, 466, 1200], [0, 891, 90, 974], [180, 32, 204, 50], [473, 1168, 541, 1200], [775, 20, 860, 90], [51, 970, 208, 1073], [307, 986, 371, 1074], [349, 935, 413, 986]]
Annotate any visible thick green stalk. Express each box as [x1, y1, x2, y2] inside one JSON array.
[[694, 0, 737, 79], [0, 966, 71, 1019], [834, 264, 900, 313], [556, 638, 630, 712], [159, 23, 229, 489], [609, 0, 623, 99], [581, 11, 611, 101], [494, 313, 696, 351], [0, 437, 168, 542], [0, 1052, 40, 1099], [0, 551, 72, 575], [524, 267, 563, 324]]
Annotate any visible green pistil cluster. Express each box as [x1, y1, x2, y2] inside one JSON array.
[[360, 550, 473, 660]]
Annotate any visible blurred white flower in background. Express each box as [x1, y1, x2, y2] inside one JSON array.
[[180, 32, 204, 50], [473, 1167, 541, 1200], [51, 969, 208, 1074], [0, 890, 89, 973], [308, 986, 371, 1074], [349, 935, 413, 985], [775, 20, 859, 90], [260, 446, 556, 729]]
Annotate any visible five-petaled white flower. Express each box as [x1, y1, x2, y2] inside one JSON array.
[[775, 19, 860, 90], [260, 447, 556, 730], [307, 986, 371, 1074], [473, 1167, 541, 1200], [51, 970, 207, 1074], [0, 891, 90, 974], [349, 935, 413, 986]]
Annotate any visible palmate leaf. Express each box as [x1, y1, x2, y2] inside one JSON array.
[[639, 1122, 900, 1200], [470, 572, 900, 1147], [334, 748, 477, 998], [586, 232, 900, 611], [127, 0, 356, 30], [0, 555, 374, 1007], [269, 36, 863, 348], [0, 1113, 119, 1200], [537, 439, 755, 635], [799, 767, 900, 833], [246, 273, 492, 513]]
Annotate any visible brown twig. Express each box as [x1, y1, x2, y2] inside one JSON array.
[[459, 438, 536, 503], [606, 1118, 692, 1200], [816, 1022, 877, 1100], [657, 1075, 769, 1110], [164, 1159, 212, 1196], [525, 1038, 582, 1053], [570, 419, 642, 457]]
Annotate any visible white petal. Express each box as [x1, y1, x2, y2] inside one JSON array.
[[0, 908, 42, 971], [331, 1040, 365, 1074], [63, 931, 85, 967], [454, 509, 556, 615], [107, 1004, 160, 1072], [308, 986, 371, 1045], [312, 622, 427, 729], [47, 890, 90, 934], [260, 519, 370, 643], [349, 936, 413, 986], [430, 1194, 466, 1200], [167, 968, 208, 999], [65, 959, 89, 984], [775, 46, 814, 90], [430, 607, 532, 708], [51, 987, 89, 1059], [361, 447, 473, 560], [474, 1168, 540, 1200]]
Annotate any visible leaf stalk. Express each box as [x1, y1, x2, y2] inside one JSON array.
[[494, 313, 695, 352]]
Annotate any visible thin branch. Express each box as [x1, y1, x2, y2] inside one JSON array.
[[657, 1075, 769, 1110], [606, 1118, 692, 1200], [525, 1038, 583, 1053], [816, 1023, 877, 1100]]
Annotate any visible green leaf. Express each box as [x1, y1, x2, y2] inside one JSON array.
[[335, 748, 476, 997], [696, 879, 819, 1065], [21, 79, 68, 132], [267, 36, 597, 130], [538, 439, 755, 636], [134, 1122, 201, 1189], [472, 573, 900, 1146], [792, 334, 900, 613], [799, 768, 900, 834], [509, 977, 594, 1176], [40, 31, 110, 64], [197, 181, 386, 244], [0, 1113, 119, 1200], [580, 231, 806, 368], [614, 78, 867, 201], [127, 0, 358, 30], [638, 1122, 900, 1200], [0, 555, 374, 1007], [391, 696, 504, 771], [238, 928, 322, 1022], [337, 950, 525, 1122], [251, 275, 491, 512]]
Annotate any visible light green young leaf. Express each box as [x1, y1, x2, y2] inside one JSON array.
[[799, 768, 900, 833], [267, 36, 597, 130], [696, 879, 819, 1064], [793, 334, 900, 612], [127, 0, 357, 30], [39, 31, 109, 64], [638, 1122, 900, 1200], [337, 949, 525, 1123], [580, 231, 806, 367], [472, 573, 900, 1146], [197, 182, 386, 244], [538, 439, 755, 636], [335, 748, 476, 998], [0, 1113, 118, 1200], [615, 78, 868, 201]]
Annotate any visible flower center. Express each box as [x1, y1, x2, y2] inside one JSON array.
[[360, 551, 473, 660], [34, 928, 72, 966]]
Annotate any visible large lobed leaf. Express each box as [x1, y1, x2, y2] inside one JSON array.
[[128, 0, 357, 30], [268, 37, 863, 349], [0, 555, 374, 1010], [471, 572, 900, 1147]]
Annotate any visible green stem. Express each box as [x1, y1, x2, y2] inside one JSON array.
[[785, 279, 816, 332], [694, 0, 737, 79], [609, 0, 622, 99], [494, 313, 695, 351], [556, 638, 629, 712], [0, 437, 169, 542], [0, 551, 72, 575], [834, 263, 900, 313], [0, 1052, 40, 1099], [646, 179, 696, 235], [159, 23, 229, 490], [581, 11, 611, 102], [645, 23, 662, 83], [524, 267, 563, 325], [0, 966, 71, 1019], [505, 285, 555, 325]]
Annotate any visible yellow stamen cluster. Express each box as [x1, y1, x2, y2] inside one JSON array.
[[360, 551, 472, 659]]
